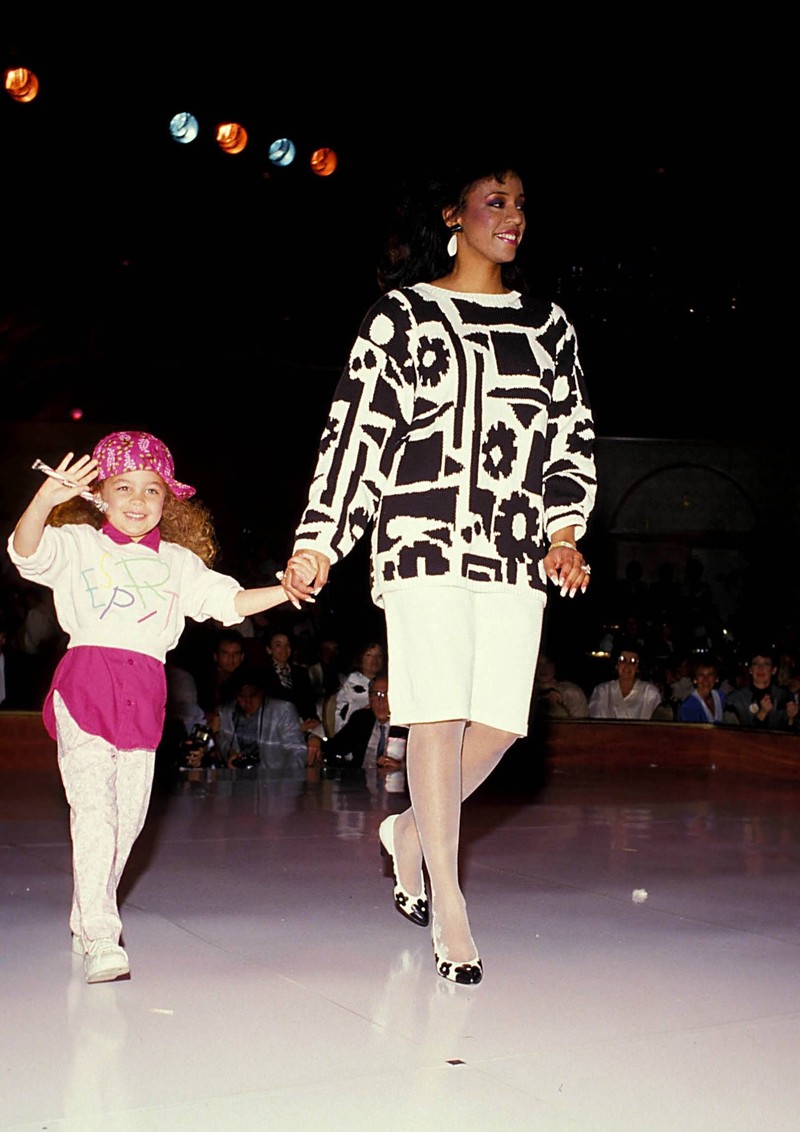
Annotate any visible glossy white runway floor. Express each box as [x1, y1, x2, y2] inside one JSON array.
[[3, 758, 800, 1131]]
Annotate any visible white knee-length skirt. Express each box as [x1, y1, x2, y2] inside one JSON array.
[[382, 586, 546, 736]]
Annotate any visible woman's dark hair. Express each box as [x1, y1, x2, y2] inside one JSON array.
[[377, 161, 527, 293], [354, 640, 384, 672]]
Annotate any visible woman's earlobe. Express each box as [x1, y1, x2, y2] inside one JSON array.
[[446, 224, 462, 257]]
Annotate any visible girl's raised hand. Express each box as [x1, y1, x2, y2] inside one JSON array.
[[33, 453, 99, 506]]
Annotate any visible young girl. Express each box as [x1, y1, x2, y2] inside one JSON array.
[[8, 430, 298, 984]]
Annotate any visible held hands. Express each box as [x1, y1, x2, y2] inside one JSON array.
[[543, 540, 591, 598], [280, 549, 331, 608]]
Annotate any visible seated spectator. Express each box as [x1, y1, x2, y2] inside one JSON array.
[[306, 638, 344, 707], [217, 667, 308, 772], [669, 655, 694, 705], [724, 649, 795, 730], [333, 641, 385, 732], [210, 631, 247, 714], [262, 631, 320, 732], [678, 659, 726, 723], [165, 660, 207, 738], [533, 656, 589, 719], [321, 674, 404, 770], [589, 646, 663, 720], [165, 629, 246, 739]]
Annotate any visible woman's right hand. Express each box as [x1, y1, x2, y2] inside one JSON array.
[[280, 549, 331, 605]]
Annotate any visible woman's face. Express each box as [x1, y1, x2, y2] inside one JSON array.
[[360, 645, 384, 678], [449, 173, 526, 267], [694, 666, 717, 698], [616, 652, 640, 681]]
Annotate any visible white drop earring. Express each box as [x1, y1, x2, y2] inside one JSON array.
[[447, 224, 462, 257]]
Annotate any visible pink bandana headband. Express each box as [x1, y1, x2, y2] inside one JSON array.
[[92, 431, 195, 499]]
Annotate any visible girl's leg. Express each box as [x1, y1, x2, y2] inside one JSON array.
[[56, 695, 155, 944], [55, 697, 123, 943], [114, 750, 155, 889]]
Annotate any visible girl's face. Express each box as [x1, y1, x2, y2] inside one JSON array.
[[448, 174, 526, 268], [99, 469, 166, 541]]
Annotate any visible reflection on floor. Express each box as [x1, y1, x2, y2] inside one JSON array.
[[3, 752, 800, 1131]]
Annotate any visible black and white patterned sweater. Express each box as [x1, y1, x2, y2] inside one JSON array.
[[294, 283, 596, 605]]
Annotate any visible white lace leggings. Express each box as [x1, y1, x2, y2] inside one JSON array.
[[54, 693, 155, 944]]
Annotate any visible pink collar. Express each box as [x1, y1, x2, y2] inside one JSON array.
[[102, 521, 161, 550]]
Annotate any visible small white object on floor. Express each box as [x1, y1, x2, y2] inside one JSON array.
[[632, 888, 648, 903]]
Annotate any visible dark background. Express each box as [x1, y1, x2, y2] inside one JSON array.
[[0, 38, 776, 569]]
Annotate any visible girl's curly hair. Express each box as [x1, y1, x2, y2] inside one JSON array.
[[48, 484, 219, 566]]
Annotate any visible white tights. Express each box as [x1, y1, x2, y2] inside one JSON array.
[[397, 720, 517, 962]]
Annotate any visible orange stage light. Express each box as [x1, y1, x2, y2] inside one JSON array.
[[216, 122, 248, 155], [4, 67, 40, 103], [310, 147, 337, 177]]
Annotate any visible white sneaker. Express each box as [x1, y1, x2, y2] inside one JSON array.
[[84, 939, 130, 984]]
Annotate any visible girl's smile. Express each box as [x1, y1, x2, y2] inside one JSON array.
[[99, 470, 166, 541]]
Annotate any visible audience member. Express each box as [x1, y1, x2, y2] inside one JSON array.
[[262, 630, 319, 729], [669, 654, 694, 705], [333, 641, 385, 732], [589, 646, 663, 720], [533, 656, 589, 719], [724, 649, 794, 730], [321, 674, 404, 770], [305, 638, 344, 706], [216, 667, 308, 772], [165, 628, 247, 741], [678, 659, 726, 723]]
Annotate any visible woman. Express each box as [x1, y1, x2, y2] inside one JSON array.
[[678, 659, 725, 723], [282, 162, 596, 983], [333, 641, 385, 732], [588, 647, 662, 720]]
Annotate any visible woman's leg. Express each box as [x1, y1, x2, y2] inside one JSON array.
[[404, 720, 470, 958], [392, 721, 518, 941]]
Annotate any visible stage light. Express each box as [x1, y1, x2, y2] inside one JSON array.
[[4, 67, 39, 103], [310, 147, 337, 177], [216, 122, 248, 155], [70, 408, 84, 421], [269, 137, 296, 167], [169, 112, 199, 144]]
